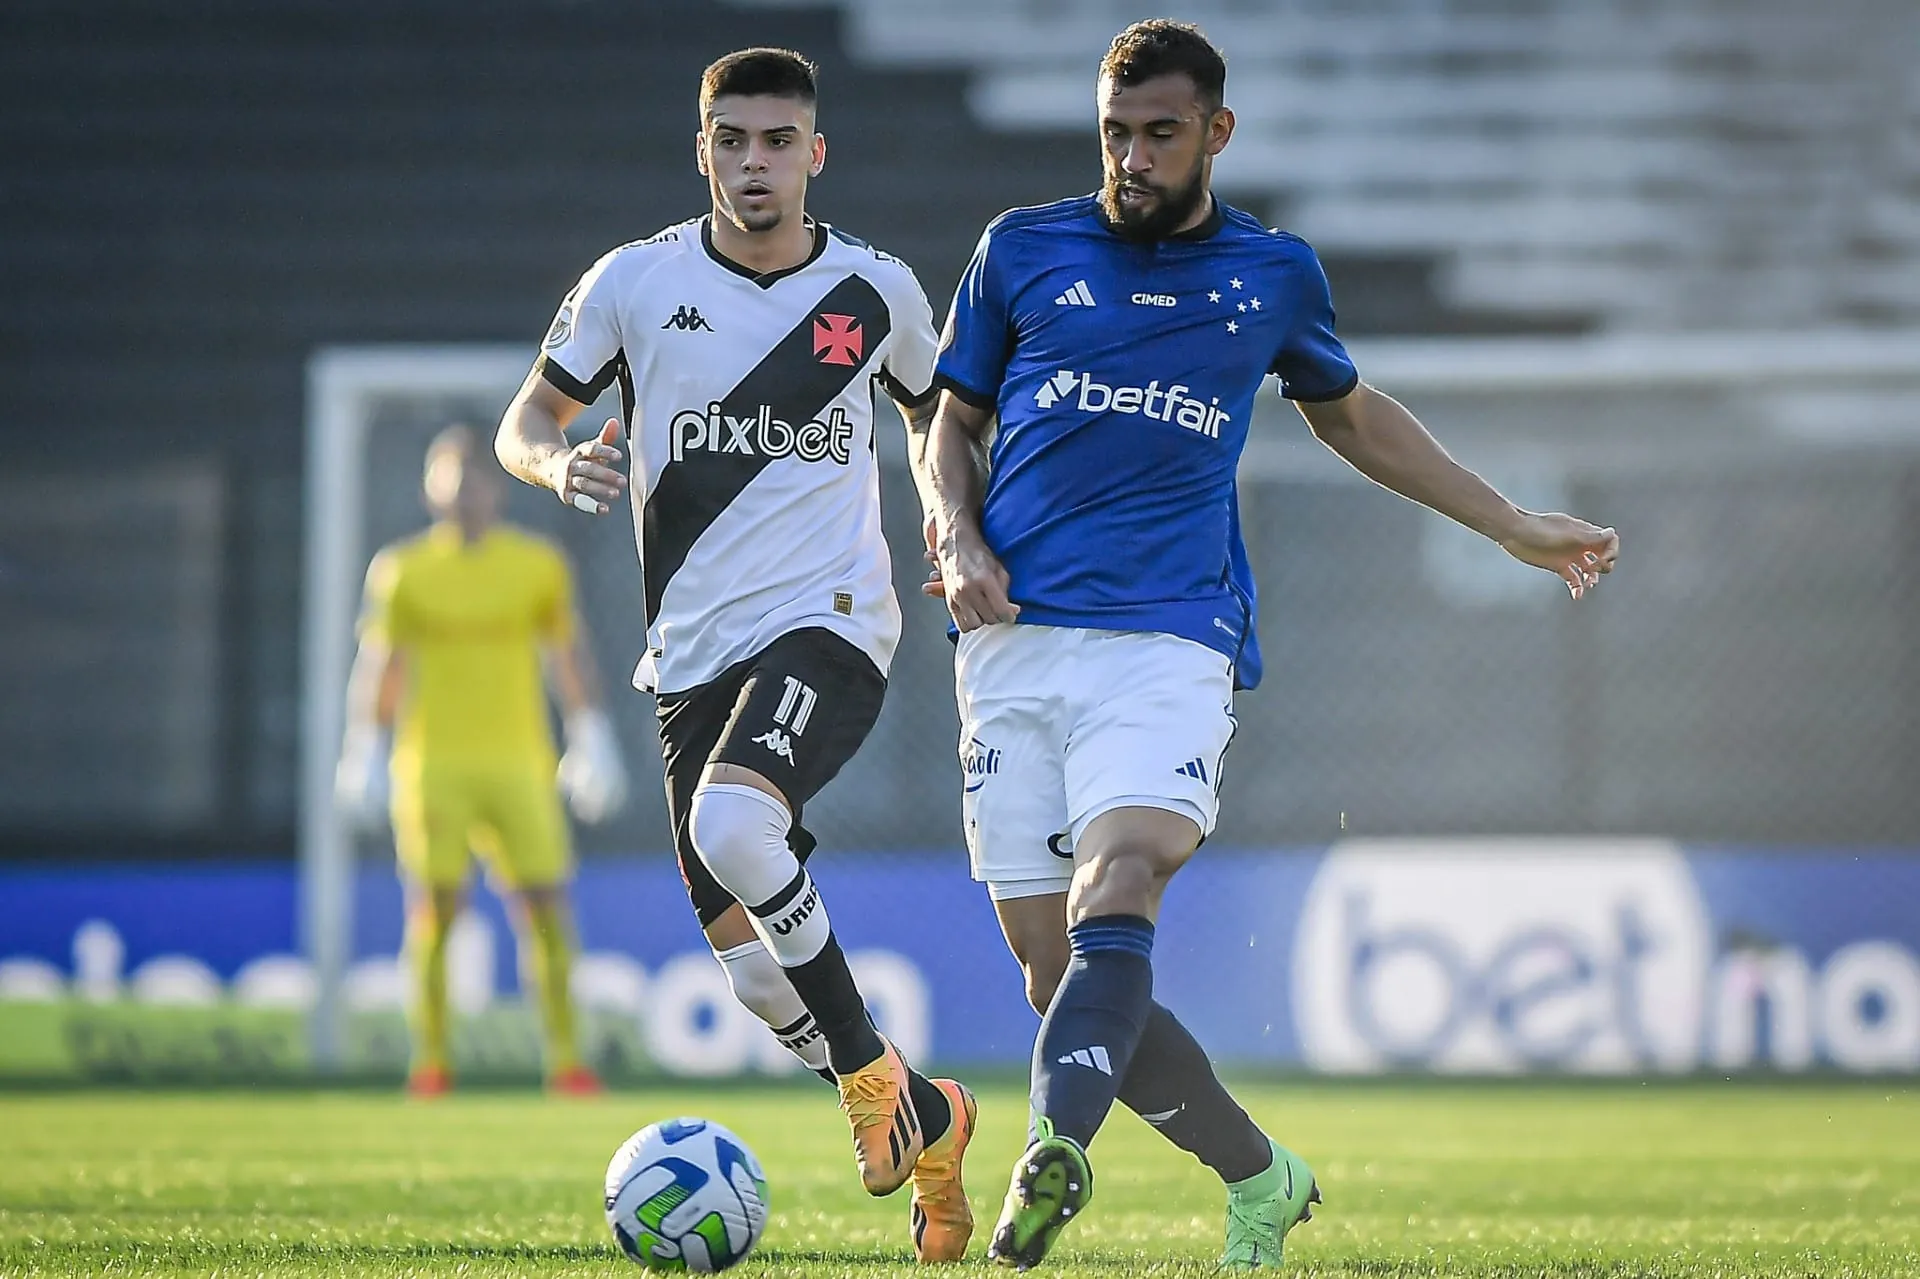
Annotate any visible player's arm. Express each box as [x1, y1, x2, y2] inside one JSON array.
[[335, 554, 408, 824], [497, 257, 631, 516], [918, 220, 1020, 630], [496, 373, 628, 516], [920, 390, 1018, 629], [1296, 384, 1617, 599]]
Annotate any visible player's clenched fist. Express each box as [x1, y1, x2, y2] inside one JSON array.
[[1497, 512, 1619, 601], [938, 525, 1020, 631], [547, 418, 629, 515]]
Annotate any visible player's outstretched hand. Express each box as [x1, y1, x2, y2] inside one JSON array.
[[1499, 512, 1619, 600], [548, 418, 628, 516], [938, 527, 1020, 631]]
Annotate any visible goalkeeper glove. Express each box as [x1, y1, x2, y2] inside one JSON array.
[[559, 708, 628, 824], [334, 725, 391, 832]]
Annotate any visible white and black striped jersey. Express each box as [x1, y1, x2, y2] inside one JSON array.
[[536, 217, 939, 695]]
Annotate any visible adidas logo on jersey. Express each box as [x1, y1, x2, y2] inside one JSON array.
[[1053, 280, 1097, 307], [1033, 370, 1229, 439], [1055, 1046, 1114, 1074], [1175, 757, 1211, 782], [670, 403, 855, 464], [661, 304, 713, 332]]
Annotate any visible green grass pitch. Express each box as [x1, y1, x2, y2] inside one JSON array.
[[1, 1081, 1915, 1277]]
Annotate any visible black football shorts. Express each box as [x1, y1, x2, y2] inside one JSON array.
[[655, 627, 887, 926]]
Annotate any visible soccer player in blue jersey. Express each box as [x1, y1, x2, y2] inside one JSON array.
[[913, 19, 1620, 1270]]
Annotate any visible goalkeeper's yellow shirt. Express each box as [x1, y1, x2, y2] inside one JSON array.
[[360, 524, 574, 772]]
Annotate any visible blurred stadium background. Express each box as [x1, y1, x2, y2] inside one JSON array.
[[3, 0, 1919, 1084]]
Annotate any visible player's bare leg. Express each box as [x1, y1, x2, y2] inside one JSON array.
[[691, 762, 952, 1196], [988, 808, 1208, 1265], [404, 882, 462, 1097], [508, 884, 599, 1095]]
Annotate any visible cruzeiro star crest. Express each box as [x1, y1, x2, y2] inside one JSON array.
[[1206, 275, 1262, 335]]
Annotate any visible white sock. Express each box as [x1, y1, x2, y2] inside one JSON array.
[[714, 939, 829, 1073]]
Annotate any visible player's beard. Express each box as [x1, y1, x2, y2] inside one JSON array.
[[724, 203, 785, 234], [1099, 158, 1208, 242]]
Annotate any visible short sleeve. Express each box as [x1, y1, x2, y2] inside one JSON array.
[[932, 224, 1014, 410], [535, 253, 625, 404], [357, 549, 410, 646], [1270, 245, 1360, 403], [876, 265, 939, 408], [533, 545, 577, 646]]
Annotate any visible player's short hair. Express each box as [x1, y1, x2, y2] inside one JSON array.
[[1099, 19, 1227, 112], [423, 424, 480, 487], [699, 47, 819, 119]]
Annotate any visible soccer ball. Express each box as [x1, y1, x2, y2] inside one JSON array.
[[604, 1117, 769, 1272]]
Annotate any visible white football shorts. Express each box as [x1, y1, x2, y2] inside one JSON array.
[[953, 624, 1237, 901]]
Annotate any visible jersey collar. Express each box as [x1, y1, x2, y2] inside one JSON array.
[[701, 216, 828, 289]]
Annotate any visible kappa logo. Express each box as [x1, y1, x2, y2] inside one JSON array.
[[1033, 369, 1230, 439], [812, 312, 864, 365], [752, 728, 796, 764], [661, 304, 714, 332]]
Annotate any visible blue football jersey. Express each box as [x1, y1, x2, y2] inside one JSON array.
[[933, 195, 1358, 690]]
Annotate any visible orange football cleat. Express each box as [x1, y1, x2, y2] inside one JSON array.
[[548, 1064, 605, 1097], [909, 1078, 978, 1262], [407, 1063, 453, 1098], [836, 1037, 923, 1196]]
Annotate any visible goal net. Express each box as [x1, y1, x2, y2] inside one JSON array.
[[303, 333, 1920, 1068]]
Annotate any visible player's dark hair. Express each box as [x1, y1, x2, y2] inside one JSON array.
[[700, 47, 819, 119], [1099, 19, 1226, 112]]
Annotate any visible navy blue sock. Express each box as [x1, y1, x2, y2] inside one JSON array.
[[1030, 914, 1155, 1149]]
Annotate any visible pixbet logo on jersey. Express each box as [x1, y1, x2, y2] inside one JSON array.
[[670, 403, 855, 464], [1033, 369, 1228, 439]]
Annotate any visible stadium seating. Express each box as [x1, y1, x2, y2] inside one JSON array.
[[734, 0, 1920, 330]]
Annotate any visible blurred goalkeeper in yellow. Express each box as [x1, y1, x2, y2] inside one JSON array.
[[335, 425, 627, 1097]]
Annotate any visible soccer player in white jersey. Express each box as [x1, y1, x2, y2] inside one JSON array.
[[493, 48, 975, 1260], [915, 20, 1621, 1270]]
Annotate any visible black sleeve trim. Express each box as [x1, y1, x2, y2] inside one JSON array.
[[875, 367, 937, 409], [930, 371, 998, 411], [1279, 369, 1360, 404], [536, 352, 618, 404]]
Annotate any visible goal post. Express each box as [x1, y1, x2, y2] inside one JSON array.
[[301, 346, 535, 1068], [300, 333, 1920, 1070]]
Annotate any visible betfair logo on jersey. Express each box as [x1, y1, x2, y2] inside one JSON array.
[[670, 403, 855, 464], [1032, 370, 1228, 439]]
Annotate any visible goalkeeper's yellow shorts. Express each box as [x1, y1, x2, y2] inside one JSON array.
[[390, 756, 571, 891]]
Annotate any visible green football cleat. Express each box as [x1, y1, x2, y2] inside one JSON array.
[[1222, 1140, 1321, 1269], [986, 1118, 1093, 1270]]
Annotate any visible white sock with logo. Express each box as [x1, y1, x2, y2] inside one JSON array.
[[687, 782, 832, 966], [713, 938, 830, 1073]]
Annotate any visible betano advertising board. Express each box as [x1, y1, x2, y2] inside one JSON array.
[[1, 843, 1914, 1081]]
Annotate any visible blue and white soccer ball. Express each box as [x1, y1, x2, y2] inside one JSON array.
[[604, 1117, 770, 1272]]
